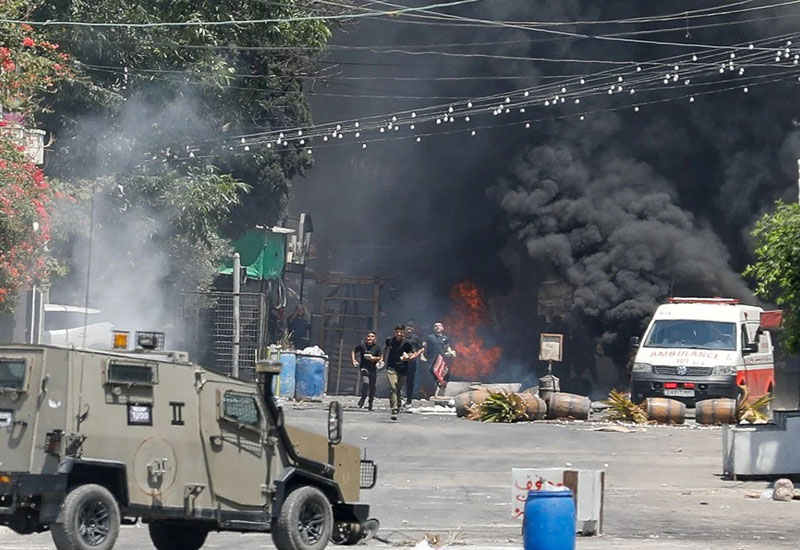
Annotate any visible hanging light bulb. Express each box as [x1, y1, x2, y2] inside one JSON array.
[[520, 107, 526, 113], [189, 151, 195, 158], [355, 132, 361, 138], [448, 106, 454, 113], [283, 141, 288, 146], [689, 97, 695, 103], [338, 134, 343, 139], [279, 132, 284, 139], [411, 112, 417, 118], [449, 117, 455, 122], [465, 116, 470, 122], [467, 101, 473, 108], [323, 136, 328, 142], [692, 54, 698, 62], [525, 122, 531, 128], [730, 53, 736, 59], [416, 137, 421, 143], [630, 88, 635, 94], [634, 106, 640, 112], [306, 149, 312, 154], [410, 124, 415, 130], [580, 115, 585, 121], [297, 130, 303, 136], [471, 130, 476, 136], [523, 92, 530, 97], [362, 143, 367, 149], [561, 86, 567, 93], [267, 143, 273, 148], [544, 100, 550, 106], [505, 108, 511, 114], [392, 116, 397, 122], [299, 139, 305, 145], [743, 87, 749, 93], [574, 98, 580, 104], [336, 124, 341, 130], [685, 79, 691, 85], [355, 121, 360, 128], [580, 78, 586, 84], [504, 97, 510, 103], [617, 76, 623, 82], [749, 44, 754, 49], [673, 65, 679, 71], [240, 138, 246, 144], [636, 66, 642, 72]]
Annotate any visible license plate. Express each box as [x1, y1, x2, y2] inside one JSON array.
[[0, 410, 13, 427], [664, 389, 695, 397]]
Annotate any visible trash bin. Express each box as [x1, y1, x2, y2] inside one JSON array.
[[274, 352, 296, 398], [295, 354, 327, 400], [523, 489, 576, 550]]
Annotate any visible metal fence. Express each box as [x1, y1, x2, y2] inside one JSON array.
[[176, 292, 267, 380]]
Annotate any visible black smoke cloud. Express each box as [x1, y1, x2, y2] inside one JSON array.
[[489, 113, 754, 346], [293, 1, 800, 367]]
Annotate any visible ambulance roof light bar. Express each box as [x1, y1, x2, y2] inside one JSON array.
[[668, 297, 739, 304]]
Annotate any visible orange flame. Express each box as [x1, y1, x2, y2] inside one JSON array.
[[443, 281, 502, 379]]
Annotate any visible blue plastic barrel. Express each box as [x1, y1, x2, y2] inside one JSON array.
[[295, 355, 327, 400], [275, 352, 296, 398], [523, 490, 576, 550]]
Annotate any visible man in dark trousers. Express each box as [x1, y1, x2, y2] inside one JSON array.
[[351, 331, 381, 410], [423, 321, 457, 397], [383, 324, 422, 420], [403, 322, 424, 407]]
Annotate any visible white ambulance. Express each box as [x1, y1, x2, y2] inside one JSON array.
[[630, 297, 775, 405]]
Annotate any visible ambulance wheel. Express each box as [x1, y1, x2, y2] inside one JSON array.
[[272, 486, 333, 550], [149, 521, 209, 550], [51, 484, 120, 550]]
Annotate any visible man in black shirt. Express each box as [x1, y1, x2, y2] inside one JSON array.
[[403, 322, 424, 407], [423, 321, 456, 397], [383, 324, 422, 420], [351, 331, 381, 410]]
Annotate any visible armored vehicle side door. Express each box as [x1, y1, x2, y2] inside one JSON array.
[[198, 381, 270, 509]]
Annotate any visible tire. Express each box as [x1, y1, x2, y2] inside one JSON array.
[[51, 484, 120, 550], [271, 486, 333, 550], [149, 521, 209, 550]]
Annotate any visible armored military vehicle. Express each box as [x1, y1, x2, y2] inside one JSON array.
[[0, 332, 377, 550]]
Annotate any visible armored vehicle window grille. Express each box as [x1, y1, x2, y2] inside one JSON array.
[[360, 460, 377, 489], [0, 359, 26, 391], [107, 362, 157, 385], [653, 365, 713, 376], [223, 391, 260, 426]]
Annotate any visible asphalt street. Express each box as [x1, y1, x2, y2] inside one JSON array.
[[2, 396, 798, 549]]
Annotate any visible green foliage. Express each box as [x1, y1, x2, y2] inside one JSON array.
[[737, 384, 774, 424], [29, 0, 345, 293], [468, 391, 528, 423], [743, 201, 800, 353], [603, 389, 648, 423]]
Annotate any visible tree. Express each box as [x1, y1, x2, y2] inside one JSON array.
[[0, 1, 74, 310], [31, 0, 344, 297], [743, 200, 800, 353]]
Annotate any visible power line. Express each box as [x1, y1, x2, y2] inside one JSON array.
[[0, 0, 484, 28]]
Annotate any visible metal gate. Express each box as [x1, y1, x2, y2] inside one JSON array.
[[176, 291, 267, 380], [317, 275, 382, 395]]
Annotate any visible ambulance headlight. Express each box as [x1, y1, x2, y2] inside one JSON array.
[[712, 365, 736, 376], [632, 363, 652, 373]]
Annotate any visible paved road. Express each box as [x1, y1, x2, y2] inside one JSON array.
[[2, 397, 797, 549]]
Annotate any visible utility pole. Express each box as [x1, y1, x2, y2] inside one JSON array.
[[796, 159, 800, 204], [232, 253, 241, 378]]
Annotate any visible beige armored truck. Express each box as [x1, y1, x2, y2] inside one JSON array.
[[0, 332, 377, 550]]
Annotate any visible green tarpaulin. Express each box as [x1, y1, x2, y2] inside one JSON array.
[[219, 229, 286, 280]]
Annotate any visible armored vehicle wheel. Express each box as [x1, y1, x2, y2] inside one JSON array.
[[149, 521, 209, 550], [51, 484, 120, 550], [272, 486, 333, 550]]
